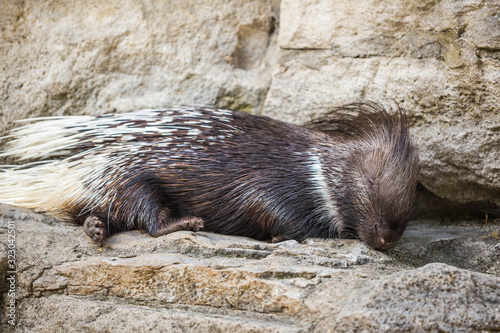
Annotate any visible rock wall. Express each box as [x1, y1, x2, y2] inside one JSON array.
[[0, 0, 279, 125], [1, 0, 499, 207]]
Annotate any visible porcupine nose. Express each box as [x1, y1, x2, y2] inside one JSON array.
[[374, 237, 397, 251], [371, 224, 398, 251]]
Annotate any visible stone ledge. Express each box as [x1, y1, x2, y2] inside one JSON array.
[[1, 205, 499, 332]]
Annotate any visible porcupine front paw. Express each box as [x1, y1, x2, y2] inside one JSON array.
[[271, 234, 288, 243], [183, 216, 205, 232], [83, 215, 108, 243]]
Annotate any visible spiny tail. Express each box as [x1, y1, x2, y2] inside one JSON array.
[[0, 160, 91, 220], [1, 116, 95, 160], [0, 115, 131, 220]]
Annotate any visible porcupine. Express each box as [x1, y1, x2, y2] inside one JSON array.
[[0, 103, 419, 251]]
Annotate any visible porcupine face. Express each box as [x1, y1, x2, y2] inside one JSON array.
[[309, 103, 420, 251], [339, 138, 419, 251]]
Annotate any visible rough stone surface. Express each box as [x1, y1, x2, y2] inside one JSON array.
[[0, 0, 279, 132], [333, 263, 500, 332], [16, 297, 303, 333], [0, 205, 499, 332], [279, 0, 500, 52]]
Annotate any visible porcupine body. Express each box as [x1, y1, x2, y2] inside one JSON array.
[[0, 103, 419, 250]]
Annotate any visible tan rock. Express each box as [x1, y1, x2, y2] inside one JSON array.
[[1, 205, 499, 332], [16, 297, 304, 333], [0, 0, 279, 133]]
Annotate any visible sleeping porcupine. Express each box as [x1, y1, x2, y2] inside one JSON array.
[[0, 103, 419, 251]]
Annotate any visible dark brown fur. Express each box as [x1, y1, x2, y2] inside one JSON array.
[[38, 103, 419, 251], [307, 103, 419, 249]]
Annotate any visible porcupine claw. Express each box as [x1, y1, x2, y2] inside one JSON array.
[[83, 215, 108, 243]]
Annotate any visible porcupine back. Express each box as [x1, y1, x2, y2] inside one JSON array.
[[0, 104, 418, 247], [0, 108, 342, 240]]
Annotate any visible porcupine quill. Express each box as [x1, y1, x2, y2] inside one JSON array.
[[0, 103, 419, 251]]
